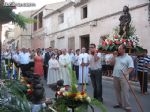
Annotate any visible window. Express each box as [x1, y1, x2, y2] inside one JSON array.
[[39, 12, 43, 28], [81, 5, 87, 19], [33, 16, 37, 31], [50, 40, 55, 48], [58, 13, 64, 24]]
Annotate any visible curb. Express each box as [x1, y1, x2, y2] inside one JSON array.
[[102, 76, 150, 89]]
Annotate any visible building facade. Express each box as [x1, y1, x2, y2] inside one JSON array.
[[31, 1, 68, 49], [43, 0, 150, 53], [12, 10, 35, 49]]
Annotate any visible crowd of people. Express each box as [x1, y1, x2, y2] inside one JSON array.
[[2, 44, 150, 112]]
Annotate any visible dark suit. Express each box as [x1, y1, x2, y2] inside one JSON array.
[[43, 52, 51, 80]]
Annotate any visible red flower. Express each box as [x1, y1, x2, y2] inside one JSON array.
[[71, 93, 77, 97], [121, 39, 126, 43], [102, 41, 107, 46], [81, 91, 85, 95], [115, 41, 121, 45], [114, 35, 118, 39], [109, 40, 113, 45], [27, 89, 33, 95]]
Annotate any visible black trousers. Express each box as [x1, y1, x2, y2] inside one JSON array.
[[74, 65, 79, 80], [20, 64, 29, 76], [43, 65, 48, 80], [90, 69, 103, 102], [138, 71, 148, 93]]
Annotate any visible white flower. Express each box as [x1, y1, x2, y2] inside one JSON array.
[[133, 42, 136, 47], [60, 87, 66, 92], [86, 96, 91, 103], [123, 42, 126, 45], [105, 39, 109, 44], [57, 91, 60, 95], [75, 84, 78, 88]]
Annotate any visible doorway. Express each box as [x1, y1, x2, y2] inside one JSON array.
[[80, 34, 90, 53]]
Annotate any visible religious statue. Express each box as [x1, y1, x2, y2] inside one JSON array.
[[119, 6, 131, 38]]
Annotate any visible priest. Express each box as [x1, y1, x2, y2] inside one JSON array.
[[78, 47, 89, 84], [59, 49, 71, 85]]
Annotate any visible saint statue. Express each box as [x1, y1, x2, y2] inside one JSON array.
[[119, 6, 131, 38]]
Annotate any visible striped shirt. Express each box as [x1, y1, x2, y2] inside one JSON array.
[[137, 55, 150, 72]]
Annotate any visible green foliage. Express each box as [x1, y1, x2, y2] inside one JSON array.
[[68, 67, 78, 93], [0, 6, 35, 29], [53, 97, 68, 112], [134, 46, 145, 53], [11, 12, 36, 29], [90, 99, 107, 112], [128, 24, 136, 37], [1, 63, 7, 79], [75, 104, 88, 112], [0, 80, 31, 112]]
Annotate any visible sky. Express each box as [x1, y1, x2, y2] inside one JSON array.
[[2, 0, 66, 42]]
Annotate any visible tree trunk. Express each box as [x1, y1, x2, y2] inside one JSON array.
[[0, 22, 2, 79]]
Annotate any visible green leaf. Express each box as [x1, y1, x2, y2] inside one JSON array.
[[90, 99, 107, 112], [0, 6, 35, 29], [75, 104, 88, 112]]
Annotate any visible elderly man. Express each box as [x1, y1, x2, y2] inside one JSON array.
[[111, 44, 134, 112]]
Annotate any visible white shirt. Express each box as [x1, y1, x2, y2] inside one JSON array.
[[4, 51, 11, 59], [105, 54, 113, 65], [113, 54, 134, 78], [89, 53, 102, 70], [13, 53, 19, 62]]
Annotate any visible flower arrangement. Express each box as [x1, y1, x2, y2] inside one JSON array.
[[98, 25, 145, 54], [53, 67, 107, 112]]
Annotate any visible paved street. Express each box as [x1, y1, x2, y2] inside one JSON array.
[[44, 77, 150, 112]]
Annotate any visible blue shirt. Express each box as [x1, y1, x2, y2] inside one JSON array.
[[137, 55, 150, 72], [19, 52, 30, 64]]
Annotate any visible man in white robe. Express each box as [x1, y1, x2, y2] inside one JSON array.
[[59, 49, 71, 85], [78, 47, 89, 84]]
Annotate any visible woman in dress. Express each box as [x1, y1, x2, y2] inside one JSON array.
[[47, 53, 61, 85], [34, 50, 44, 77]]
